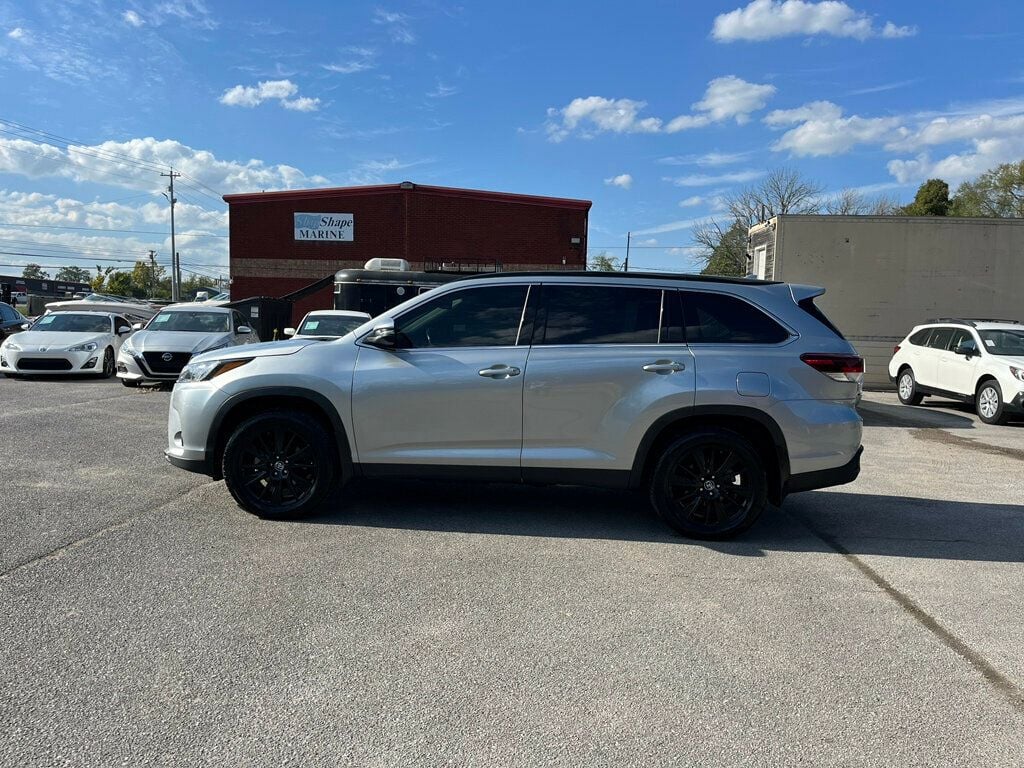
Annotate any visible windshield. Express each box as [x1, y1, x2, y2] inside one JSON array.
[[978, 329, 1024, 356], [32, 313, 110, 333], [298, 315, 366, 337], [149, 311, 230, 333]]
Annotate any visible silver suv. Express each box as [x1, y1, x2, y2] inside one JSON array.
[[165, 272, 863, 539]]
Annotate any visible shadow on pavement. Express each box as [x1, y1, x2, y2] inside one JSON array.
[[858, 399, 977, 429], [309, 480, 1024, 563]]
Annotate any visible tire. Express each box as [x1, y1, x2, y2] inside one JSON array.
[[976, 380, 1006, 425], [100, 347, 115, 378], [222, 410, 339, 519], [120, 378, 140, 388], [649, 429, 768, 540], [896, 367, 924, 405]]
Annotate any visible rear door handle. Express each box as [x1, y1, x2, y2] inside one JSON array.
[[643, 360, 685, 374], [478, 364, 521, 379]]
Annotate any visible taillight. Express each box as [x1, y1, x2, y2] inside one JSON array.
[[892, 344, 901, 356], [801, 353, 864, 383]]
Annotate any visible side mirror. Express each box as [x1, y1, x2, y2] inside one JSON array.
[[364, 318, 396, 349], [20, 322, 30, 330], [132, 322, 144, 331], [954, 344, 976, 358], [283, 327, 296, 337], [237, 325, 252, 335], [117, 326, 132, 335]]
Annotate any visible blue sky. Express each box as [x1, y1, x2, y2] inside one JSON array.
[[0, 0, 1022, 281]]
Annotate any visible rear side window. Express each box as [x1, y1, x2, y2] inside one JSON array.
[[908, 328, 932, 346], [538, 285, 662, 345], [926, 327, 954, 350], [681, 291, 790, 344]]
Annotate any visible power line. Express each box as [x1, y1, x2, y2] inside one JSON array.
[[0, 221, 227, 238]]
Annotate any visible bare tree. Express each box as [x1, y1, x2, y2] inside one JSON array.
[[824, 188, 869, 215], [868, 192, 902, 215], [728, 167, 824, 227], [691, 218, 748, 276]]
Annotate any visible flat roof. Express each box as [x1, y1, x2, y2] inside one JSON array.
[[223, 182, 592, 210], [455, 270, 782, 286]]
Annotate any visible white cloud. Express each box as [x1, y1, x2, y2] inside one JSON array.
[[679, 196, 704, 207], [888, 136, 1024, 185], [604, 173, 633, 189], [886, 114, 1024, 152], [712, 0, 916, 42], [545, 97, 662, 142], [637, 238, 658, 246], [122, 10, 144, 27], [666, 76, 775, 132], [373, 8, 415, 44], [343, 157, 434, 185], [7, 27, 26, 39], [427, 82, 459, 98], [219, 79, 318, 111], [765, 101, 901, 155], [664, 170, 765, 187], [632, 218, 704, 236], [323, 61, 374, 74]]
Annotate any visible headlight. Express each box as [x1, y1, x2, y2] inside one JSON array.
[[1010, 366, 1024, 382], [67, 341, 98, 353], [177, 358, 252, 383], [120, 337, 136, 355], [3, 340, 21, 351]]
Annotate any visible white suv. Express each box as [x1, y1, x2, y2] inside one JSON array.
[[888, 319, 1024, 424]]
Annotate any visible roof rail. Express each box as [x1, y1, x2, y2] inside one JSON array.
[[926, 317, 1020, 326], [964, 318, 1020, 325]]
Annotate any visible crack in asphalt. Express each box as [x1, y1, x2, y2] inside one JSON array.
[[788, 507, 1024, 715]]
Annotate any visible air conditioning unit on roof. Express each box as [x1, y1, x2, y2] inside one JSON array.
[[364, 258, 410, 272]]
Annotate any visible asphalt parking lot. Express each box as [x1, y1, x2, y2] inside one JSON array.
[[1, 377, 1023, 766]]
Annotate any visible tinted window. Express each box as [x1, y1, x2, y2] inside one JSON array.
[[539, 285, 662, 345], [908, 328, 932, 346], [0, 304, 16, 321], [396, 285, 529, 348], [926, 327, 954, 350], [661, 290, 685, 344], [681, 291, 790, 344], [948, 329, 973, 351]]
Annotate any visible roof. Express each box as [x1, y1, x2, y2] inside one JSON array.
[[223, 182, 592, 210], [450, 270, 782, 286], [162, 303, 233, 313], [918, 318, 1021, 329]]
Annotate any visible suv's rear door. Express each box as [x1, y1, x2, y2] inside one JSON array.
[[521, 283, 695, 481], [918, 326, 954, 387]]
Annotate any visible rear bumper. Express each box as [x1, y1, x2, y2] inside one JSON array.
[[784, 446, 862, 495]]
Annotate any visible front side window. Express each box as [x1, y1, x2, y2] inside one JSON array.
[[947, 328, 974, 352], [149, 311, 230, 333], [978, 329, 1024, 356], [32, 313, 111, 333], [681, 291, 790, 344], [395, 285, 529, 348], [538, 285, 662, 345]]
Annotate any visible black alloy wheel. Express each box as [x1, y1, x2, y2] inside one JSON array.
[[101, 347, 115, 378], [650, 429, 767, 540], [223, 410, 338, 518]]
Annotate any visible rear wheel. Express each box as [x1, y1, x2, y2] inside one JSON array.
[[649, 429, 767, 540], [223, 410, 339, 519], [897, 368, 924, 405], [976, 380, 1005, 425]]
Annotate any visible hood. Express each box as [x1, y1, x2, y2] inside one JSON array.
[[189, 338, 321, 364], [131, 330, 231, 354], [4, 331, 108, 350]]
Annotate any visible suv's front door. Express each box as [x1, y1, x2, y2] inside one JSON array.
[[352, 283, 532, 474], [521, 283, 695, 481], [937, 327, 980, 394]]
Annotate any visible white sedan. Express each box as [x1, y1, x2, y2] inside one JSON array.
[[117, 304, 259, 386], [284, 310, 372, 340], [1, 311, 134, 378]]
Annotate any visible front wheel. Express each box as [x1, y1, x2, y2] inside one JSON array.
[[222, 410, 339, 519], [976, 380, 1006, 425], [649, 429, 768, 540], [897, 368, 924, 405], [100, 347, 115, 378]]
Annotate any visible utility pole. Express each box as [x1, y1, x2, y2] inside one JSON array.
[[148, 250, 157, 298], [624, 231, 631, 273], [161, 168, 180, 301], [176, 252, 182, 300]]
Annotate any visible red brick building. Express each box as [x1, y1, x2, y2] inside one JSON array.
[[225, 182, 592, 321]]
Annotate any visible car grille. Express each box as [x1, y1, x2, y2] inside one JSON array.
[[142, 351, 192, 375], [18, 358, 73, 371]]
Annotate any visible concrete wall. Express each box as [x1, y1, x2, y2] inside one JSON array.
[[756, 215, 1024, 388]]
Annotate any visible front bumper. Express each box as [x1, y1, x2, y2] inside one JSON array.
[[2, 347, 102, 374], [164, 381, 230, 478], [117, 349, 183, 382]]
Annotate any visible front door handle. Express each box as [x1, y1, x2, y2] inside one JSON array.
[[643, 360, 685, 374], [478, 364, 521, 379]]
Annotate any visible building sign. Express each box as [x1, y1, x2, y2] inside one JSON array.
[[294, 212, 354, 242]]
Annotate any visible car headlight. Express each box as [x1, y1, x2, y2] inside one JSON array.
[[67, 341, 98, 353], [120, 337, 136, 355], [3, 340, 21, 351], [1010, 366, 1024, 383], [177, 358, 252, 383]]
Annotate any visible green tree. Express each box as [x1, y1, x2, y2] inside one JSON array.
[[950, 160, 1024, 217], [91, 264, 115, 293], [588, 252, 621, 271], [131, 259, 168, 298], [22, 263, 48, 280], [692, 219, 748, 277], [105, 271, 136, 297], [903, 178, 950, 216], [54, 265, 92, 283]]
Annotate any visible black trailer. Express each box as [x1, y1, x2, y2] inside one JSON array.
[[333, 269, 464, 316]]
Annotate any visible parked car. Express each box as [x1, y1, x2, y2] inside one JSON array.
[[0, 301, 28, 340], [1, 311, 134, 377], [284, 310, 372, 340], [888, 318, 1024, 424], [117, 304, 259, 386], [163, 272, 863, 539]]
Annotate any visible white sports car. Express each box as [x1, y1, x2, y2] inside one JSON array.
[[284, 309, 372, 340], [116, 304, 259, 386], [1, 311, 135, 377]]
